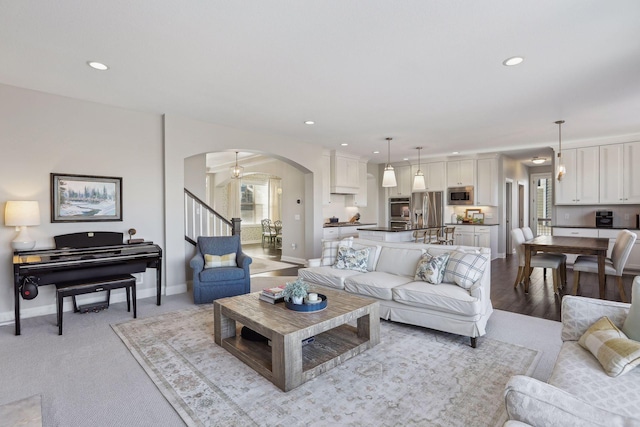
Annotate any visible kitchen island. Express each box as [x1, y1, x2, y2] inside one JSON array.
[[323, 222, 377, 240], [356, 226, 438, 243]]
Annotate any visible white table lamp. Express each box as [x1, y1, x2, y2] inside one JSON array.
[[5, 201, 40, 250]]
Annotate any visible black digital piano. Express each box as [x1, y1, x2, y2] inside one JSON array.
[[13, 232, 162, 335]]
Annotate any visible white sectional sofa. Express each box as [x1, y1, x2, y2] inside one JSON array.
[[298, 238, 493, 347], [504, 280, 640, 426]]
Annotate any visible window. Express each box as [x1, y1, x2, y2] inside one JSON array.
[[240, 183, 268, 224]]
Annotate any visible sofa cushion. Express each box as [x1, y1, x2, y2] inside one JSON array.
[[578, 316, 640, 377], [443, 251, 488, 289], [549, 341, 640, 419], [392, 281, 481, 316], [414, 253, 450, 284], [320, 237, 353, 266], [199, 266, 245, 281], [297, 266, 362, 290], [351, 242, 381, 271], [204, 252, 236, 268], [344, 272, 413, 301], [622, 277, 640, 341], [375, 246, 424, 277]]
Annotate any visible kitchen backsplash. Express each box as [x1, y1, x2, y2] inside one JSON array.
[[555, 205, 640, 229]]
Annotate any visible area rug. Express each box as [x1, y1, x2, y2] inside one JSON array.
[[113, 306, 540, 427], [0, 394, 42, 427], [250, 257, 297, 275]]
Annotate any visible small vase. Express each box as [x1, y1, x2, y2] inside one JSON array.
[[292, 296, 304, 305]]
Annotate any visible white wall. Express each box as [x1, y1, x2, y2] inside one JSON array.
[[0, 84, 163, 324], [164, 114, 324, 292]]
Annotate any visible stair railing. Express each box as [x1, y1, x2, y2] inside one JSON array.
[[184, 188, 241, 245]]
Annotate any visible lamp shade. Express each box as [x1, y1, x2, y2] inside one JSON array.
[[5, 201, 40, 226], [382, 166, 397, 187], [412, 171, 426, 192]]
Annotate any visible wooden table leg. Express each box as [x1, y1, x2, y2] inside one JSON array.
[[598, 252, 606, 299], [213, 303, 235, 345], [524, 246, 532, 293]]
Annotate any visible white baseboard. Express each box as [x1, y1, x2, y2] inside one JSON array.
[[280, 255, 306, 265]]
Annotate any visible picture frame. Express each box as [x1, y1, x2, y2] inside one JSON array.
[[51, 173, 122, 222], [465, 208, 481, 219], [472, 213, 485, 223]]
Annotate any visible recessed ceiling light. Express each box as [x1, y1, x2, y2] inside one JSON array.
[[502, 56, 524, 66], [532, 157, 546, 164], [341, 143, 348, 146], [452, 151, 459, 155], [403, 157, 409, 161], [87, 61, 109, 71], [304, 120, 315, 125], [372, 150, 380, 154]]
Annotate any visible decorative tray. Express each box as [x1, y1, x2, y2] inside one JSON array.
[[285, 294, 327, 312]]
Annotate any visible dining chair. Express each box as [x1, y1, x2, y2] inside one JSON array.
[[273, 219, 283, 249], [572, 229, 637, 302], [424, 228, 440, 244], [413, 230, 427, 243], [438, 226, 455, 245], [511, 228, 567, 294], [261, 219, 276, 247], [522, 226, 546, 276]]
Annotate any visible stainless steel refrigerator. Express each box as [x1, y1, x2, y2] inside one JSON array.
[[411, 191, 444, 228]]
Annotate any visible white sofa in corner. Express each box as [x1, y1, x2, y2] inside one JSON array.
[[503, 281, 640, 426], [298, 238, 493, 348]]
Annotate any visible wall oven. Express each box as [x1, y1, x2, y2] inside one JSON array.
[[447, 186, 474, 205], [389, 197, 411, 220]]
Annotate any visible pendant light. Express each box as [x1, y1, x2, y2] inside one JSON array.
[[555, 120, 566, 181], [230, 151, 244, 179], [382, 137, 397, 187], [412, 146, 426, 192]]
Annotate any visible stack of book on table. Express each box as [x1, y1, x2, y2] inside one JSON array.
[[259, 285, 285, 304]]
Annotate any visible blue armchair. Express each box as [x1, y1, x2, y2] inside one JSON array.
[[189, 235, 252, 304]]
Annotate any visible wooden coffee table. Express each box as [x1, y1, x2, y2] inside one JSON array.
[[213, 287, 380, 392]]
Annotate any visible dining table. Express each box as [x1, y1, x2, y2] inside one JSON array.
[[523, 235, 610, 298]]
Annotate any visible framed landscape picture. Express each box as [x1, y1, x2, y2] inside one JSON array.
[[51, 173, 122, 222]]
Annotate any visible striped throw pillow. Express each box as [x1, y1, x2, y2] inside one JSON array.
[[204, 252, 237, 268], [320, 237, 353, 266], [579, 316, 640, 377]]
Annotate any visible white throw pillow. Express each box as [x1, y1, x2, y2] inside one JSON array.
[[320, 237, 353, 266], [443, 251, 488, 289], [414, 253, 450, 284], [204, 252, 236, 268], [622, 278, 640, 341]]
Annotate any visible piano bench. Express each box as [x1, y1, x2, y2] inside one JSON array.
[[55, 274, 137, 335]]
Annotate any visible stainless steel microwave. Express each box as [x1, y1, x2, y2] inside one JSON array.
[[448, 186, 474, 205]]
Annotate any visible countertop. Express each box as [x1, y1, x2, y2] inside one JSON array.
[[323, 222, 376, 228], [553, 225, 640, 231], [357, 226, 440, 232], [444, 223, 500, 226]]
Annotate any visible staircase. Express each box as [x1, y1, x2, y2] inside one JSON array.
[[184, 189, 240, 245]]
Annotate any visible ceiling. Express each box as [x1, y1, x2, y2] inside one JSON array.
[[2, 1, 640, 165]]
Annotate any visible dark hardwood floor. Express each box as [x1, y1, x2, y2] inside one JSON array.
[[244, 243, 636, 323]]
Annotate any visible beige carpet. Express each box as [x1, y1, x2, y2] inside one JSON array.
[[113, 303, 541, 427], [249, 258, 297, 275]]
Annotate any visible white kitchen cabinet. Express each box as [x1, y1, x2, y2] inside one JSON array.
[[322, 227, 340, 240], [599, 141, 640, 204], [447, 159, 475, 187], [389, 165, 412, 196], [424, 161, 446, 191], [347, 161, 368, 206], [475, 158, 498, 206], [322, 153, 331, 205], [453, 224, 498, 259], [330, 151, 359, 194], [555, 147, 599, 205]]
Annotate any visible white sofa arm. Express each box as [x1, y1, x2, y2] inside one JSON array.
[[306, 258, 321, 268], [504, 375, 635, 427], [560, 295, 630, 342]]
